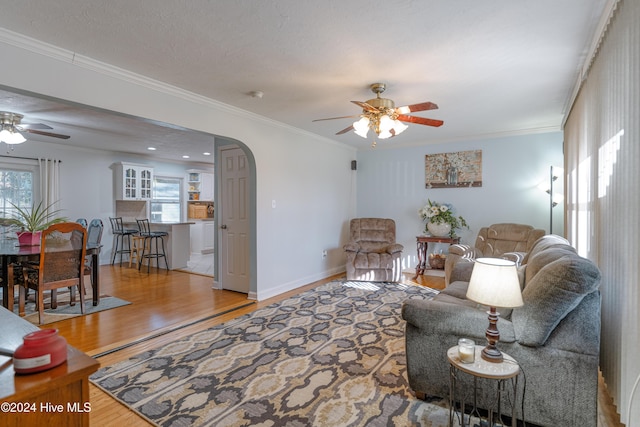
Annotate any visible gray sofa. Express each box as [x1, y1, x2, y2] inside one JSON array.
[[402, 235, 602, 426]]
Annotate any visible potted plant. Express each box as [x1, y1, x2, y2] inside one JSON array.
[[418, 199, 468, 237], [6, 201, 68, 246]]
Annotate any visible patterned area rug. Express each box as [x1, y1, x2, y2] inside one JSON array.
[[91, 281, 453, 427], [1, 288, 131, 325]]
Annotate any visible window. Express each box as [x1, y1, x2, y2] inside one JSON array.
[[151, 176, 182, 223], [0, 162, 35, 220]]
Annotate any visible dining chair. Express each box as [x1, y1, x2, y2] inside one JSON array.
[[17, 222, 87, 325], [136, 219, 169, 272], [76, 218, 88, 228], [84, 218, 104, 289]]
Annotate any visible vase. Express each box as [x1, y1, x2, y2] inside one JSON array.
[[447, 167, 459, 185], [17, 231, 42, 246], [427, 222, 452, 237]]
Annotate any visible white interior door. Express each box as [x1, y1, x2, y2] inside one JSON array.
[[219, 147, 250, 293]]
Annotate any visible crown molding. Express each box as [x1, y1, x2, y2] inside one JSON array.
[[0, 27, 348, 149], [361, 125, 562, 151]]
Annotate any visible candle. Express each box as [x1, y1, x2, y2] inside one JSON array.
[[458, 338, 475, 363]]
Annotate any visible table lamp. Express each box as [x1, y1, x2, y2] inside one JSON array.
[[466, 258, 523, 363]]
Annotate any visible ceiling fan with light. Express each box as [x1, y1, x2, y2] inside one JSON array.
[[0, 111, 70, 145], [313, 83, 443, 146]]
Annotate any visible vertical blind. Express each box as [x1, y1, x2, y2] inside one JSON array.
[[564, 0, 640, 423]]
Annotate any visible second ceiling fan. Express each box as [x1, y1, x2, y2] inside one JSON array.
[[0, 111, 70, 145], [313, 83, 443, 145]]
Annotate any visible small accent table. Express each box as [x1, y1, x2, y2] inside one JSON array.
[[0, 306, 99, 427], [413, 235, 460, 279], [447, 345, 519, 427]]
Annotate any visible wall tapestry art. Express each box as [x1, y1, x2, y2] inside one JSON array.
[[425, 150, 482, 188]]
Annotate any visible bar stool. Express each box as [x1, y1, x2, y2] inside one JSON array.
[[136, 219, 169, 272], [128, 235, 146, 268], [109, 217, 138, 266]]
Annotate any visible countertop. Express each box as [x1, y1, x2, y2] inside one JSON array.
[[121, 220, 195, 226]]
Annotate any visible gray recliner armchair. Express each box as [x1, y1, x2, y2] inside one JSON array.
[[444, 223, 545, 285], [343, 218, 403, 282]]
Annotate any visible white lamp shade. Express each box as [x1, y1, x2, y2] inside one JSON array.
[[353, 117, 370, 138], [0, 129, 11, 142], [378, 129, 392, 139], [378, 114, 394, 132], [6, 131, 26, 144], [392, 120, 408, 135], [466, 258, 523, 308], [0, 128, 26, 144]]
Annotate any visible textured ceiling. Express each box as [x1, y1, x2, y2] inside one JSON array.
[[0, 0, 608, 161]]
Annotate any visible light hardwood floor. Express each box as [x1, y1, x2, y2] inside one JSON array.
[[37, 266, 623, 426]]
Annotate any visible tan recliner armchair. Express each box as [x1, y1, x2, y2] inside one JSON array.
[[344, 218, 404, 282], [444, 223, 545, 284]]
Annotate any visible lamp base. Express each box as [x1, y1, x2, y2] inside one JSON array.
[[482, 306, 503, 363], [480, 346, 504, 363]]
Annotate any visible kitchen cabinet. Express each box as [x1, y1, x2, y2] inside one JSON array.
[[187, 170, 214, 201], [115, 163, 154, 200], [200, 173, 214, 201], [190, 220, 215, 254], [202, 221, 215, 253]]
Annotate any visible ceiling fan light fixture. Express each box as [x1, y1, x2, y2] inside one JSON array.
[[0, 127, 26, 144], [353, 117, 370, 138], [314, 83, 442, 143]]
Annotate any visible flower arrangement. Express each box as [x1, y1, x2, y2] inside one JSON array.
[[418, 199, 468, 237]]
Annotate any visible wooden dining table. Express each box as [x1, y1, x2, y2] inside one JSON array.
[[0, 239, 102, 310]]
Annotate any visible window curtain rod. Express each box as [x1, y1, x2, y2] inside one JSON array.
[[0, 155, 62, 163]]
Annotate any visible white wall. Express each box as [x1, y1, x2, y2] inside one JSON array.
[[0, 37, 356, 300], [355, 132, 564, 270]]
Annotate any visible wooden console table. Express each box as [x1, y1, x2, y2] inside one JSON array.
[[0, 306, 99, 427], [413, 235, 460, 279]]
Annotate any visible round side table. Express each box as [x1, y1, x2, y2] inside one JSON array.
[[447, 345, 520, 427]]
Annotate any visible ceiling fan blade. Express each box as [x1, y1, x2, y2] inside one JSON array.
[[16, 122, 54, 130], [24, 129, 71, 139], [312, 114, 360, 122], [396, 102, 439, 114], [351, 101, 378, 112], [336, 125, 354, 135], [396, 114, 444, 127]]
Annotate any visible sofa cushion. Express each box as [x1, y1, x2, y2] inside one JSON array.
[[440, 280, 469, 299], [353, 252, 395, 269], [513, 249, 601, 346], [431, 292, 479, 309]]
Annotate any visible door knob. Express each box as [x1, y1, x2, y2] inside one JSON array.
[[220, 224, 227, 229]]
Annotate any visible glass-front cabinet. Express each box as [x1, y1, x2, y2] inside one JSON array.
[[115, 163, 154, 200]]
